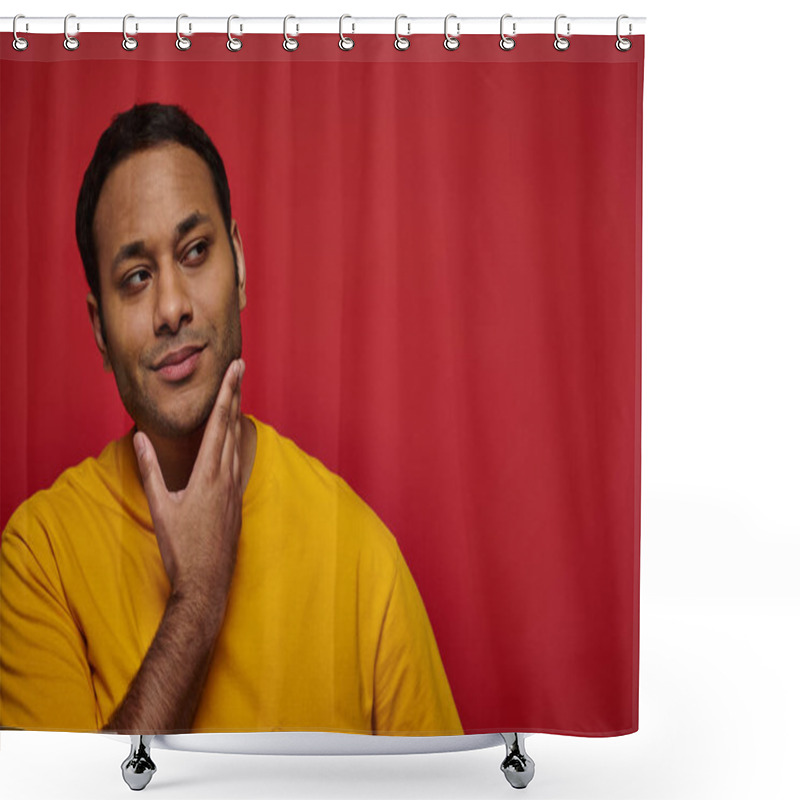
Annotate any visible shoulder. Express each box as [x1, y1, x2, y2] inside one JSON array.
[[2, 436, 125, 551], [249, 416, 345, 494], [247, 416, 401, 569]]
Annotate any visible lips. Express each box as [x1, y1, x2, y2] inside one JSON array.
[[153, 345, 205, 382]]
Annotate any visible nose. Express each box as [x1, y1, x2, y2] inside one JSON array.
[[153, 261, 193, 335]]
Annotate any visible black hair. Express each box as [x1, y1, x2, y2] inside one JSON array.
[[75, 103, 236, 338]]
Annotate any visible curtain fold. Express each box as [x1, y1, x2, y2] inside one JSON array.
[[1, 32, 644, 735]]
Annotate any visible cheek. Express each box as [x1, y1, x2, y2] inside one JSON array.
[[103, 315, 150, 371], [201, 286, 240, 335]]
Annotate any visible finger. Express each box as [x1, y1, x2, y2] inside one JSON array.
[[196, 359, 240, 475], [221, 366, 241, 477], [133, 431, 167, 519], [235, 362, 245, 494], [233, 377, 242, 488]]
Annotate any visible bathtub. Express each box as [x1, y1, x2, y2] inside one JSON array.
[[112, 731, 535, 790]]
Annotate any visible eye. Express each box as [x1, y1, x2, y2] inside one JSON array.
[[122, 268, 150, 289], [184, 240, 209, 263]]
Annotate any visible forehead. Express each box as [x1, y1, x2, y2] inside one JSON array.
[[93, 143, 220, 264]]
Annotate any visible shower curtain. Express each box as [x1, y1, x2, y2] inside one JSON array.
[[0, 30, 644, 737]]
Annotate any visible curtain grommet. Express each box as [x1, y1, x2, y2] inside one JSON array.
[[63, 13, 79, 51], [553, 14, 570, 51], [394, 15, 410, 50], [176, 14, 191, 50], [227, 15, 243, 51], [499, 14, 516, 51], [283, 15, 299, 51], [615, 15, 632, 51], [12, 14, 29, 51], [122, 14, 138, 51], [443, 14, 460, 51], [339, 14, 355, 51]]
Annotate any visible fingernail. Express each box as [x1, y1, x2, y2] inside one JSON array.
[[240, 359, 246, 378], [133, 433, 145, 459]]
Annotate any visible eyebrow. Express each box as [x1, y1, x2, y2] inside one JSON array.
[[111, 211, 213, 276]]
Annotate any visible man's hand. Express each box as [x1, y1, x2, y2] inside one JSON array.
[[100, 358, 246, 733], [133, 358, 245, 630]]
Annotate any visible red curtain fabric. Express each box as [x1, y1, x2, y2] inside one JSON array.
[[0, 33, 644, 735]]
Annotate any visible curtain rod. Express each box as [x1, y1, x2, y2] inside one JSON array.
[[1, 16, 646, 37]]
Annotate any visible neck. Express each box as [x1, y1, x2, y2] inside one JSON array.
[[135, 415, 257, 494], [144, 425, 204, 492]]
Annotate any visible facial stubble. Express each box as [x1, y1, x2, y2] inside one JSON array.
[[107, 288, 242, 440]]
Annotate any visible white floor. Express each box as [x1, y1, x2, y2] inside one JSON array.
[[2, 0, 799, 797], [2, 596, 797, 800]]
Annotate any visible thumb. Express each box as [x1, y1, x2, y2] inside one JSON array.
[[133, 431, 167, 514]]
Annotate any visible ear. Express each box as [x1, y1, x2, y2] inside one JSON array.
[[87, 292, 112, 372], [230, 219, 247, 311]]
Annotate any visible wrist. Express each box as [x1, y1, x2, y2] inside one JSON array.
[[167, 586, 227, 642]]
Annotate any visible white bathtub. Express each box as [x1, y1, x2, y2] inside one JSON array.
[[145, 731, 505, 755], [110, 731, 535, 790]]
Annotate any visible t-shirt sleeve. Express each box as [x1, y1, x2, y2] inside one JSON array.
[[0, 514, 99, 731], [371, 548, 463, 736]]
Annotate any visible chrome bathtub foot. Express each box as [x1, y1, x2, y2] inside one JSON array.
[[121, 735, 157, 791], [500, 733, 535, 789]]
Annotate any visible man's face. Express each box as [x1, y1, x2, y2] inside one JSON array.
[[88, 142, 246, 439]]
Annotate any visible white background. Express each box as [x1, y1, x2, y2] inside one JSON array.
[[1, 1, 798, 798]]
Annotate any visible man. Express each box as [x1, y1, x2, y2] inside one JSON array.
[[0, 103, 462, 736]]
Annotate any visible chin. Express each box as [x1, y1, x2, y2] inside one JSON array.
[[130, 392, 217, 440], [160, 415, 208, 439]]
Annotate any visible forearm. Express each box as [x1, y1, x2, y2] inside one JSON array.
[[106, 359, 244, 734], [102, 591, 225, 734]]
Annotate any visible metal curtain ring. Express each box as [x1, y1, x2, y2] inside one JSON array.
[[176, 14, 191, 50], [616, 14, 632, 51], [339, 14, 354, 50], [444, 13, 460, 51], [554, 14, 570, 51], [394, 15, 410, 50], [122, 14, 138, 51], [499, 14, 516, 50], [12, 14, 29, 51], [283, 15, 298, 51], [227, 15, 242, 51], [64, 13, 79, 51]]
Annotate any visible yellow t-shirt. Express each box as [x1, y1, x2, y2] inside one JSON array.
[[0, 416, 462, 735]]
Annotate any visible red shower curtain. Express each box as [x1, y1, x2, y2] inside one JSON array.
[[1, 32, 643, 735]]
